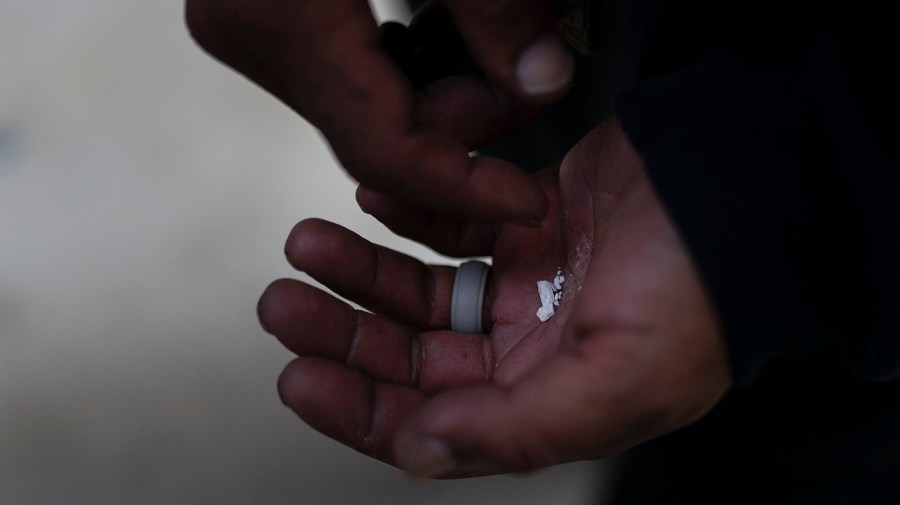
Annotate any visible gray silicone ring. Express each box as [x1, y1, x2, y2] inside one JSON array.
[[450, 260, 490, 334]]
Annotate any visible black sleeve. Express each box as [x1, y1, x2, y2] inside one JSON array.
[[614, 0, 900, 383]]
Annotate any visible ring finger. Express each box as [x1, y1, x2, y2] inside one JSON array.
[[284, 218, 495, 332]]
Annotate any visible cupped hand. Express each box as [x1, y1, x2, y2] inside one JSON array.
[[258, 119, 732, 477], [186, 0, 574, 223]]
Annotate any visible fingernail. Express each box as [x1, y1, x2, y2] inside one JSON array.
[[397, 438, 456, 480], [516, 36, 574, 96]]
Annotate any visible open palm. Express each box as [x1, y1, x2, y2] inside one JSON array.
[[258, 119, 732, 478]]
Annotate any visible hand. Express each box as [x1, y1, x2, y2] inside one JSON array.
[[258, 119, 733, 477], [185, 0, 574, 222]]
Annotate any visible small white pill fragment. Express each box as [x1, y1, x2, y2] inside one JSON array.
[[554, 275, 564, 290], [536, 281, 556, 322], [535, 269, 566, 322], [536, 306, 555, 322]]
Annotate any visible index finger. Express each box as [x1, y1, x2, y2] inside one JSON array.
[[186, 0, 547, 222]]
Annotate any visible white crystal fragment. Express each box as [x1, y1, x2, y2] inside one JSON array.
[[554, 275, 565, 290], [536, 269, 566, 322], [536, 280, 556, 322]]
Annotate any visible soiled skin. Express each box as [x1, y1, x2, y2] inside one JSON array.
[[258, 119, 732, 477], [187, 0, 733, 479], [185, 0, 572, 223]]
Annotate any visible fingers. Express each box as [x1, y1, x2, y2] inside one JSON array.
[[396, 6, 540, 147], [264, 277, 495, 464], [414, 75, 539, 149], [354, 165, 561, 257], [186, 0, 548, 223], [279, 347, 620, 476], [392, 324, 727, 478], [355, 187, 498, 257], [439, 0, 574, 99], [186, 0, 386, 111], [284, 218, 482, 327], [357, 134, 547, 223], [259, 279, 492, 393], [402, 0, 573, 100], [277, 356, 427, 464]]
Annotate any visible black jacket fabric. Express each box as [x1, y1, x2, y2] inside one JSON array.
[[604, 1, 900, 502], [614, 0, 900, 384]]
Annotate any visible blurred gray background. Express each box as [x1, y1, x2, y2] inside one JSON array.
[[0, 0, 607, 503]]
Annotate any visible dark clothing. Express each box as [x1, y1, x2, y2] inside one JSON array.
[[404, 0, 900, 501], [593, 1, 899, 502], [615, 0, 900, 384], [607, 351, 900, 504], [606, 1, 900, 502]]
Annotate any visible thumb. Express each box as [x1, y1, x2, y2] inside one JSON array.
[[439, 0, 574, 99]]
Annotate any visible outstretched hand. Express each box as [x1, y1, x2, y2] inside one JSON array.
[[186, 0, 574, 223], [258, 119, 732, 477]]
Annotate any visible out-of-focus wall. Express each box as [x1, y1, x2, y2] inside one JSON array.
[[0, 1, 606, 503]]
